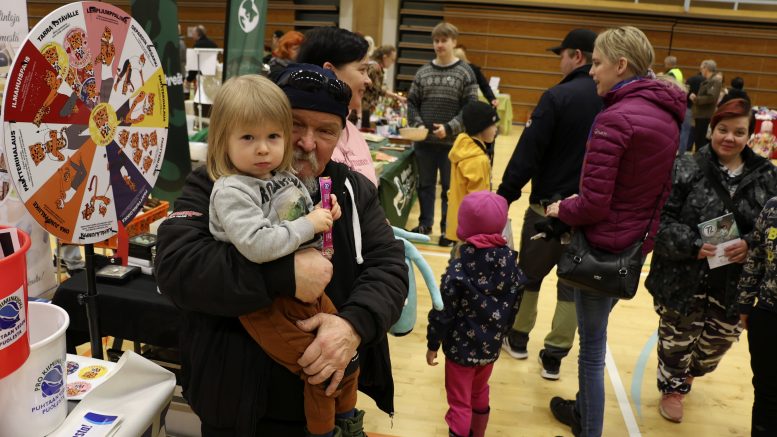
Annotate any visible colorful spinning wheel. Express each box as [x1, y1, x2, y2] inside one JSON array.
[[2, 2, 168, 244]]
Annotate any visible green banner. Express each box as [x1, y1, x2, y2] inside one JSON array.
[[377, 149, 418, 228], [130, 0, 192, 203], [224, 0, 267, 80]]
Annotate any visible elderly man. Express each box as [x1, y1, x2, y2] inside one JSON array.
[[155, 63, 407, 437], [690, 59, 722, 153]]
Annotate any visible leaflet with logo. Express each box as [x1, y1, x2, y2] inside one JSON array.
[[698, 212, 741, 269], [51, 411, 123, 437]]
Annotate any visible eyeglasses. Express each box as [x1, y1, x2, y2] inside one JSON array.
[[277, 69, 352, 106]]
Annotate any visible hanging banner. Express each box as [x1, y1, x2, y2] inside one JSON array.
[[0, 0, 30, 118], [224, 0, 267, 80], [130, 0, 191, 203]]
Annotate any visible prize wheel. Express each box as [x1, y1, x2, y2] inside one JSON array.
[[2, 2, 168, 244]]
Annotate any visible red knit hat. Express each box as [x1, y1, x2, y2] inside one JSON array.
[[456, 191, 508, 242]]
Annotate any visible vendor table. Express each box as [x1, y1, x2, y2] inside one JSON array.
[[369, 139, 418, 228], [479, 92, 513, 135], [52, 271, 181, 353]]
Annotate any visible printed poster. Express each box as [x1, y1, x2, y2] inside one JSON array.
[[1, 2, 168, 244], [0, 0, 29, 118]]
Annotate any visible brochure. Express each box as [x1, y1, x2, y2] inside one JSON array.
[[698, 212, 741, 269]]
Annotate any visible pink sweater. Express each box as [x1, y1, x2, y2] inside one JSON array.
[[332, 120, 378, 187]]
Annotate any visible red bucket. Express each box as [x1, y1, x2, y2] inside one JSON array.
[[0, 226, 31, 379]]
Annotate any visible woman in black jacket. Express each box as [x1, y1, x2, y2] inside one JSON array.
[[646, 99, 777, 424]]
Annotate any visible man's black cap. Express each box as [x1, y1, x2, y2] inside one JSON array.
[[547, 29, 597, 55]]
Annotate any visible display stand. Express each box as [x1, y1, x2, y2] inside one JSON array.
[[188, 48, 222, 130], [1, 2, 170, 361], [82, 244, 103, 359]]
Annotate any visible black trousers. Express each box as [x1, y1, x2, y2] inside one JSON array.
[[748, 307, 777, 437], [693, 118, 710, 153]]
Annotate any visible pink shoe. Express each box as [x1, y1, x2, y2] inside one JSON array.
[[659, 392, 684, 423]]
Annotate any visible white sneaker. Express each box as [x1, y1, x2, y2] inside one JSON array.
[[502, 336, 528, 360]]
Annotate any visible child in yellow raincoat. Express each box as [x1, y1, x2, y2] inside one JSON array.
[[445, 101, 499, 244]]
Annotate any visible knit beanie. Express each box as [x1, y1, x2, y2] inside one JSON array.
[[275, 63, 351, 126], [463, 101, 499, 136], [457, 191, 508, 243]]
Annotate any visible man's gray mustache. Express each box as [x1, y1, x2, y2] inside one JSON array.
[[293, 150, 318, 172]]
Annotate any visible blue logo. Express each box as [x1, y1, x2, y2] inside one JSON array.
[[0, 300, 21, 329], [41, 364, 64, 397], [84, 412, 119, 425]]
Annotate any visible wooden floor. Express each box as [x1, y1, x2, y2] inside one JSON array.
[[356, 127, 754, 437]]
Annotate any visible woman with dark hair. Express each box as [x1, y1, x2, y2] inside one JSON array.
[[361, 45, 405, 128], [297, 27, 377, 186], [646, 98, 777, 424], [268, 31, 304, 81], [454, 46, 497, 107], [545, 26, 685, 437], [719, 76, 750, 106]]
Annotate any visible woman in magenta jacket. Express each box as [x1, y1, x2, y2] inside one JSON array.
[[545, 27, 686, 437]]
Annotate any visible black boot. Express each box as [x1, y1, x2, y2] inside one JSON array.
[[335, 409, 366, 437]]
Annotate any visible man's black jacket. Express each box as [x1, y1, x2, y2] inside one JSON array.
[[155, 163, 407, 434], [498, 65, 602, 205]]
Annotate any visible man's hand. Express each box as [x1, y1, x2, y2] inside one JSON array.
[[740, 313, 749, 330], [545, 200, 561, 218], [293, 248, 332, 303], [297, 314, 361, 396], [432, 123, 447, 139]]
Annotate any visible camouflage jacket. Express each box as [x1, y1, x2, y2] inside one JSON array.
[[738, 197, 777, 315], [646, 145, 777, 316]]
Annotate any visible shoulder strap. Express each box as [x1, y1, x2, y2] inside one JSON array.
[[642, 180, 667, 241]]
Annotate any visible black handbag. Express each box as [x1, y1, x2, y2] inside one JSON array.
[[556, 189, 664, 300]]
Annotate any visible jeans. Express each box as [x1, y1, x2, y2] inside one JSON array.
[[575, 289, 616, 437], [748, 307, 777, 437], [414, 142, 452, 233], [678, 108, 693, 154]]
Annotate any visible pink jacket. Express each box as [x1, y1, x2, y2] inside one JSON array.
[[331, 120, 378, 187], [558, 78, 686, 255]]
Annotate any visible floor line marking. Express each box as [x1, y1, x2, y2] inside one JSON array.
[[631, 330, 658, 419], [417, 249, 453, 258], [606, 343, 642, 437]]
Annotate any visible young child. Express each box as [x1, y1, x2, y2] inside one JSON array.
[[738, 196, 777, 437], [445, 101, 499, 244], [206, 74, 356, 437], [426, 191, 526, 437]]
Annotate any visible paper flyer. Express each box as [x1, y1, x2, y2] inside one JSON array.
[[698, 212, 741, 269]]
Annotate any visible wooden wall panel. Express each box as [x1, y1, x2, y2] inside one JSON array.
[[391, 2, 777, 122]]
